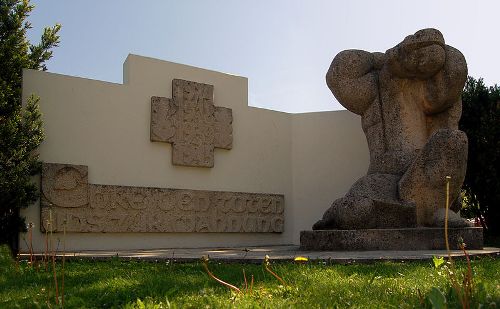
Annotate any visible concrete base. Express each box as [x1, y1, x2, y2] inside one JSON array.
[[18, 245, 500, 263], [300, 227, 483, 251]]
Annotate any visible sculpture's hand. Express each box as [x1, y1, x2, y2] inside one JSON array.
[[326, 50, 382, 115]]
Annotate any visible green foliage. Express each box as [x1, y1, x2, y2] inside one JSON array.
[[425, 287, 446, 309], [1, 252, 499, 308], [0, 0, 60, 252], [0, 245, 14, 275], [460, 76, 500, 235], [432, 256, 445, 269], [422, 282, 495, 309]]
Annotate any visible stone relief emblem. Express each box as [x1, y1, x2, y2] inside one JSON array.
[[41, 163, 88, 208], [151, 79, 233, 167], [41, 163, 284, 233]]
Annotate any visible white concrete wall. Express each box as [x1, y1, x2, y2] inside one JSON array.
[[291, 111, 369, 240], [20, 54, 368, 251]]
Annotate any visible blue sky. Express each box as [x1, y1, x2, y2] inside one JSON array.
[[28, 0, 499, 113]]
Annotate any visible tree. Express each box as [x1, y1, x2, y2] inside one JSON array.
[[459, 76, 500, 235], [0, 0, 60, 253]]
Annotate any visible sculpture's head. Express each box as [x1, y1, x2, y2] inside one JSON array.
[[386, 28, 446, 79]]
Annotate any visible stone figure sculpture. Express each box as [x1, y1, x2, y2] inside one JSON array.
[[313, 28, 469, 230]]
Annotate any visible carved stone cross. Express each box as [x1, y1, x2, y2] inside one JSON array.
[[151, 79, 233, 167]]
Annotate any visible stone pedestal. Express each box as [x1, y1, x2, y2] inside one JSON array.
[[300, 227, 483, 251]]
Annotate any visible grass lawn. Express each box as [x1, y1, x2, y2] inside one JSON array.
[[1, 246, 499, 308]]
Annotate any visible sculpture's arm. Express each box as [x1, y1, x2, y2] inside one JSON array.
[[326, 50, 381, 115], [422, 46, 468, 115]]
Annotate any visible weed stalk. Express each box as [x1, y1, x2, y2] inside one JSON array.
[[460, 242, 473, 308], [15, 253, 20, 272], [201, 256, 241, 293], [49, 210, 59, 305], [44, 219, 49, 271], [28, 222, 34, 265], [264, 255, 287, 286], [444, 176, 470, 309], [243, 269, 248, 292], [445, 176, 451, 255], [62, 220, 66, 307]]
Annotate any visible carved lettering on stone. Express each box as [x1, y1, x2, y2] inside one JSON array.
[[41, 163, 284, 233], [151, 79, 233, 167]]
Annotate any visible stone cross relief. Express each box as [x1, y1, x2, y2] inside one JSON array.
[[150, 79, 233, 167]]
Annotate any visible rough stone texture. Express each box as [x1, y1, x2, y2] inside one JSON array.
[[41, 163, 89, 208], [41, 163, 284, 233], [399, 130, 468, 226], [151, 79, 233, 168], [301, 228, 484, 251], [313, 28, 469, 230]]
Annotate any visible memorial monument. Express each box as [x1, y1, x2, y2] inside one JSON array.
[[301, 28, 483, 250], [21, 31, 483, 252]]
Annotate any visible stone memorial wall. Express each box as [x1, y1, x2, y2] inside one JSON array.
[[20, 54, 368, 251]]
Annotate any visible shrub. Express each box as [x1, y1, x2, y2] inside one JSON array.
[[459, 76, 500, 235], [0, 0, 60, 253]]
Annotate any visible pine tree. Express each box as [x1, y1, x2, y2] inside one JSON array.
[[0, 0, 60, 253]]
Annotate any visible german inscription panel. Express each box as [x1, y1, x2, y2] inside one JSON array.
[[40, 163, 284, 233]]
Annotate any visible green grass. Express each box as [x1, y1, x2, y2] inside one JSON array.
[[1, 246, 499, 308]]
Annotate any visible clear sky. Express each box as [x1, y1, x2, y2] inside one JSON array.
[[28, 0, 499, 113]]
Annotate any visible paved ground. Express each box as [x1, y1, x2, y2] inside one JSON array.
[[20, 246, 500, 264]]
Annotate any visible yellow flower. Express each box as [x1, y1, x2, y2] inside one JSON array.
[[294, 256, 309, 263]]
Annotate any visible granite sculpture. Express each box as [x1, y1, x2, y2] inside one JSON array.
[[41, 163, 284, 233], [313, 28, 469, 230], [151, 79, 233, 168]]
